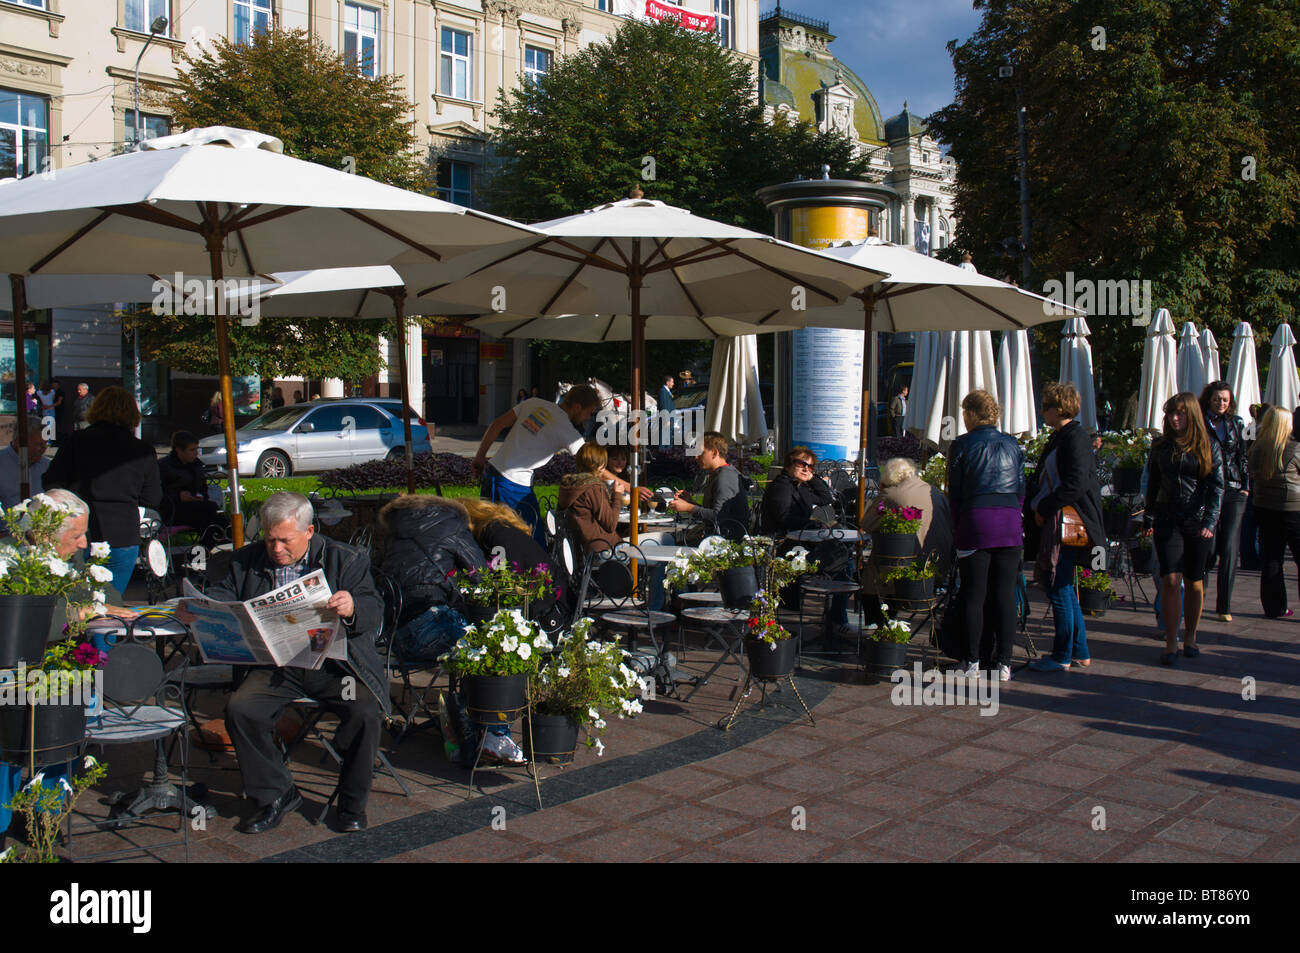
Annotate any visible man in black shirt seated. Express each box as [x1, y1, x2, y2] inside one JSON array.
[[158, 430, 226, 541]]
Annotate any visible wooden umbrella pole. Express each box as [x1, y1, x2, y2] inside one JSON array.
[[391, 289, 416, 495], [629, 239, 643, 552], [8, 275, 31, 500], [206, 229, 244, 548], [856, 289, 876, 530]]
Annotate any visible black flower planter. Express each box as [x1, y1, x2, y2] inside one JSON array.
[[744, 636, 798, 680], [0, 594, 60, 668], [462, 674, 528, 726], [1078, 587, 1110, 614], [1104, 508, 1132, 539], [892, 577, 935, 602], [523, 713, 579, 765], [864, 639, 910, 678], [0, 701, 87, 766], [872, 532, 918, 559], [1128, 545, 1155, 574], [716, 567, 759, 610], [1111, 466, 1143, 495]]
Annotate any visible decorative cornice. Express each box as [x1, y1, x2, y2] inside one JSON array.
[[0, 0, 64, 38], [0, 41, 73, 68], [111, 27, 187, 63]]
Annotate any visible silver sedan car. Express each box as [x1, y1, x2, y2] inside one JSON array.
[[199, 399, 433, 478]]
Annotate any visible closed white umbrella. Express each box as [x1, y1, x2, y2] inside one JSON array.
[[915, 332, 952, 449], [705, 335, 767, 446], [1263, 323, 1300, 413], [1059, 317, 1097, 431], [1201, 327, 1221, 383], [998, 329, 1036, 437], [1136, 308, 1178, 431], [1226, 322, 1261, 418], [944, 330, 998, 444], [1176, 321, 1206, 396], [903, 331, 940, 441]]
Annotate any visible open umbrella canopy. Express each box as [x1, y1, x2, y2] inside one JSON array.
[[1059, 317, 1098, 431], [1201, 327, 1221, 382], [1264, 323, 1300, 413], [469, 310, 788, 341], [0, 273, 171, 310], [705, 335, 767, 446], [1176, 321, 1206, 396], [1226, 322, 1261, 418], [1137, 308, 1178, 431], [998, 329, 1036, 437]]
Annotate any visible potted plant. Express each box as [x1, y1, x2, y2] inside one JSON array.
[[863, 608, 911, 677], [882, 557, 937, 602], [665, 536, 769, 609], [1101, 430, 1151, 495], [1019, 425, 1054, 471], [0, 637, 107, 772], [1075, 567, 1113, 614], [1128, 534, 1156, 574], [919, 453, 947, 491], [871, 504, 922, 558], [447, 557, 553, 624], [441, 607, 553, 726], [526, 618, 643, 764], [0, 495, 115, 668], [1, 755, 107, 864], [742, 548, 817, 679], [1102, 497, 1133, 539]]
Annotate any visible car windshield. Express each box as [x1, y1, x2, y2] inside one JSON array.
[[242, 406, 309, 431]]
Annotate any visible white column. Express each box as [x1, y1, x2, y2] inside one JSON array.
[[405, 321, 424, 418], [321, 378, 344, 398], [901, 196, 913, 250], [928, 199, 938, 256]]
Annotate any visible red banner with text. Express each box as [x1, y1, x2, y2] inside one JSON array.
[[643, 0, 716, 32]]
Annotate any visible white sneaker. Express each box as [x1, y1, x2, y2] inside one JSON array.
[[957, 661, 979, 679], [481, 732, 526, 765], [998, 664, 1012, 682]]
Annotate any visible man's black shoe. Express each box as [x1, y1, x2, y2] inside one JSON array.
[[337, 810, 367, 833], [237, 786, 302, 834]]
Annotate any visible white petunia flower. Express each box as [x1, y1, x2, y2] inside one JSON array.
[[557, 666, 571, 678], [44, 556, 69, 577], [88, 564, 113, 583], [593, 738, 605, 757], [90, 542, 110, 559], [516, 642, 532, 660]]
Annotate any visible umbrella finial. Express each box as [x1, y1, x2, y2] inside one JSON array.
[[821, 164, 831, 180], [629, 184, 644, 200]]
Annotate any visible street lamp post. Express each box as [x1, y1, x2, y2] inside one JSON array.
[[132, 15, 167, 438]]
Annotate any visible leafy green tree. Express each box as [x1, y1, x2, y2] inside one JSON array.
[[929, 0, 1300, 397], [137, 28, 431, 378], [486, 18, 869, 387]]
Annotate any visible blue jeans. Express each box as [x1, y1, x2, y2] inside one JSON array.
[[481, 471, 545, 548], [393, 606, 469, 662], [1047, 545, 1089, 664], [105, 545, 139, 598]]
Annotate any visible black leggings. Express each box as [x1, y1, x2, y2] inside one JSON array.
[[1255, 506, 1300, 618], [958, 546, 1020, 666]]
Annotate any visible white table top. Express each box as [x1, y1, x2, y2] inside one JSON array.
[[619, 511, 677, 526], [786, 528, 862, 542], [637, 544, 696, 563]]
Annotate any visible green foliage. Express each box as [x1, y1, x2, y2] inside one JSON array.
[[929, 0, 1300, 395], [146, 28, 432, 376], [440, 608, 552, 677], [2, 757, 108, 864], [882, 557, 937, 583], [531, 618, 643, 747]]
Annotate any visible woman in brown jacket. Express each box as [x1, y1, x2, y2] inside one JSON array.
[[557, 442, 623, 553]]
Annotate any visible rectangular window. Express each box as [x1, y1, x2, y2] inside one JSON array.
[[344, 2, 380, 78], [13, 0, 49, 9], [124, 109, 171, 148], [523, 46, 551, 86], [440, 27, 474, 100], [436, 160, 473, 208], [125, 0, 169, 33], [0, 89, 50, 179], [594, 0, 609, 9], [714, 0, 732, 48], [233, 0, 273, 46]]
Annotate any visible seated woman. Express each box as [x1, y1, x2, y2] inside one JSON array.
[[158, 430, 227, 541], [378, 496, 486, 662], [859, 457, 953, 625], [760, 446, 835, 537], [459, 498, 564, 628], [557, 442, 622, 553]]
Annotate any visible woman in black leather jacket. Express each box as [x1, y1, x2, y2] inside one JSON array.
[[1144, 392, 1223, 665], [1200, 382, 1249, 622]]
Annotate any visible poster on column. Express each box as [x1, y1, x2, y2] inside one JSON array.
[[788, 206, 870, 462]]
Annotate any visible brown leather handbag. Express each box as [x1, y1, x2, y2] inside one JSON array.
[[1060, 506, 1090, 548]]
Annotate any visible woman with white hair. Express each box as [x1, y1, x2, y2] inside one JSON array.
[[860, 457, 953, 626]]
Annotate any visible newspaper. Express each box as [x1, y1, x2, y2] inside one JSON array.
[[180, 570, 346, 669]]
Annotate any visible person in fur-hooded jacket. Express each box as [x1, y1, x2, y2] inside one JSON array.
[[557, 442, 623, 554]]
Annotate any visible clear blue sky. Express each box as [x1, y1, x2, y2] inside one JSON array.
[[766, 0, 984, 126]]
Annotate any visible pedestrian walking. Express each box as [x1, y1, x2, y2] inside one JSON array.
[[73, 383, 93, 430], [1201, 381, 1249, 621], [890, 385, 908, 436], [1247, 406, 1300, 618]]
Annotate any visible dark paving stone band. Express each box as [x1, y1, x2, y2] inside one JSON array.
[[261, 674, 835, 863]]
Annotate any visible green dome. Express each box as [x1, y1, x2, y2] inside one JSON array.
[[884, 103, 927, 142]]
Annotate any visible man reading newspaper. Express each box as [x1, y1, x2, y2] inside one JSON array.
[[204, 492, 386, 835]]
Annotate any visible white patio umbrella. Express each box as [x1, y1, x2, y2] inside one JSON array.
[[998, 329, 1036, 437], [1201, 327, 1221, 383], [0, 126, 536, 542], [704, 335, 768, 446], [1176, 321, 1206, 396], [903, 331, 943, 444], [944, 330, 999, 444], [1226, 322, 1261, 418], [409, 192, 887, 542], [1136, 309, 1178, 431], [1263, 323, 1300, 413], [1059, 317, 1098, 431]]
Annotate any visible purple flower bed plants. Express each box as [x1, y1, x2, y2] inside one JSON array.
[[877, 434, 923, 463]]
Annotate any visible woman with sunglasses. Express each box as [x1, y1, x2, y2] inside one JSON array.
[[1144, 392, 1223, 665], [760, 446, 834, 536]]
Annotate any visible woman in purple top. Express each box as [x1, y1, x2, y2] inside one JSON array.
[[946, 389, 1025, 681]]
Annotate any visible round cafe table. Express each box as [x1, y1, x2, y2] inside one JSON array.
[[785, 528, 862, 543]]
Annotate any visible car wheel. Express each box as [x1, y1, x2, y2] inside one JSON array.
[[256, 450, 291, 479], [387, 447, 404, 460]]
